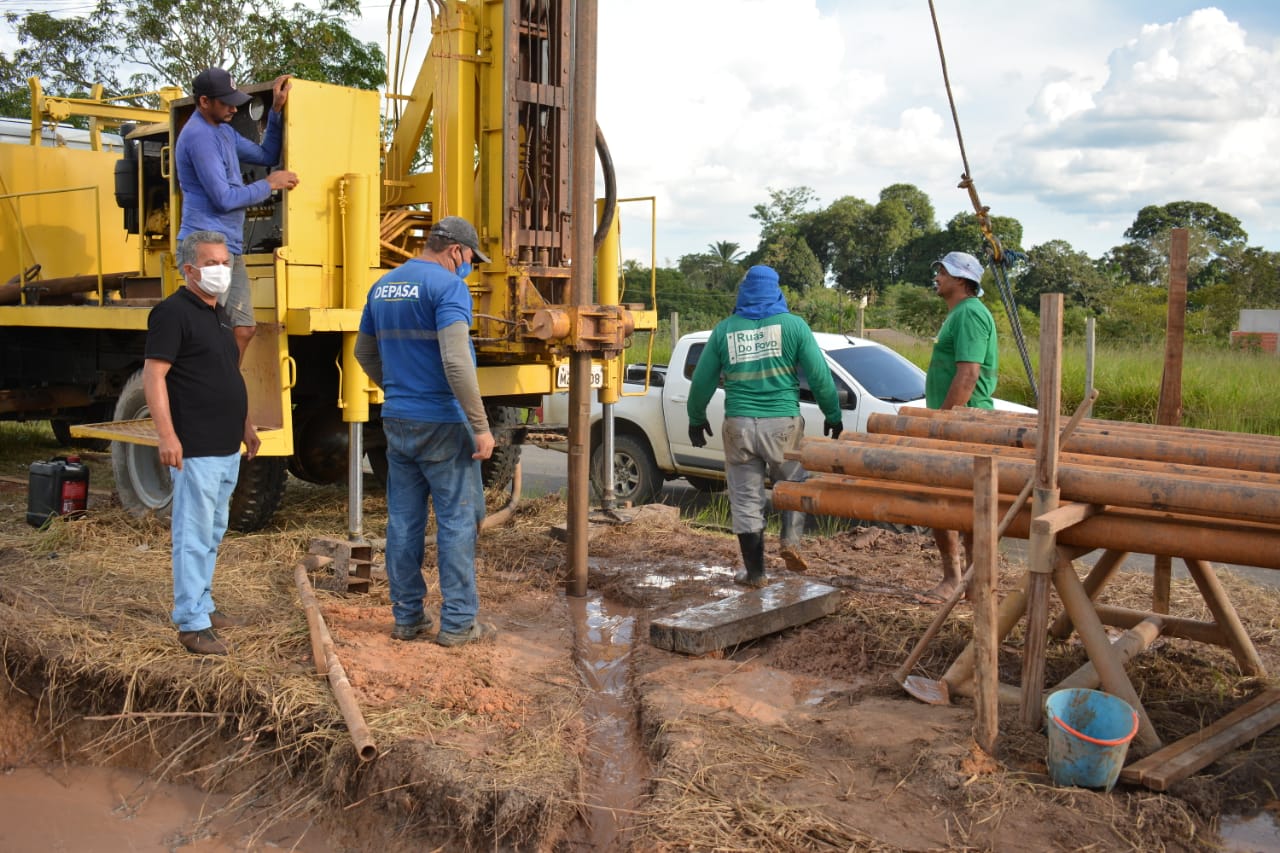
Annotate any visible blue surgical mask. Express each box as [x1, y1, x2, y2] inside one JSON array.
[[456, 261, 473, 280]]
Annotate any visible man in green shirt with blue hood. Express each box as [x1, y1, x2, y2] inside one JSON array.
[[687, 265, 843, 587]]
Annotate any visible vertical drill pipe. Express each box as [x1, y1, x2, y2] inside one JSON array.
[[566, 0, 599, 598], [341, 173, 373, 541], [595, 198, 622, 508]]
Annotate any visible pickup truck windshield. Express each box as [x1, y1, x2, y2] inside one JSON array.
[[828, 345, 926, 403]]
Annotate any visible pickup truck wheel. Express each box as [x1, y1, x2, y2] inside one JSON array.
[[112, 370, 173, 521], [684, 475, 725, 493], [591, 433, 662, 506]]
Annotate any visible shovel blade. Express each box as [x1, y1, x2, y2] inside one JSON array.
[[902, 675, 951, 706]]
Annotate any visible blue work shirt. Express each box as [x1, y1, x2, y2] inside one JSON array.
[[359, 258, 474, 424]]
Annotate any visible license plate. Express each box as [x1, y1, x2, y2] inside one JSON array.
[[555, 362, 604, 390]]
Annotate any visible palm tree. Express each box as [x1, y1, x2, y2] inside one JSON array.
[[706, 241, 745, 290]]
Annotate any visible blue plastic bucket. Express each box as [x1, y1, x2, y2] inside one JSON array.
[[1044, 688, 1139, 792]]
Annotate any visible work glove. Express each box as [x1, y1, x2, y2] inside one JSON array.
[[823, 420, 843, 440], [688, 422, 713, 448]]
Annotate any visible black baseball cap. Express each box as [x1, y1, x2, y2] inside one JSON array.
[[193, 68, 251, 107], [430, 216, 491, 263]]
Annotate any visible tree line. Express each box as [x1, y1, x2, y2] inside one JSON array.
[[628, 186, 1280, 346], [7, 6, 1277, 347], [0, 0, 383, 116]]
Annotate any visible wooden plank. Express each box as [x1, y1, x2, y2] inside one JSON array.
[[1120, 689, 1280, 791], [972, 456, 999, 754], [1032, 501, 1104, 536], [648, 578, 842, 656]]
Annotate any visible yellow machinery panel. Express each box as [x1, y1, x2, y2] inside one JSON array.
[[0, 144, 137, 284]]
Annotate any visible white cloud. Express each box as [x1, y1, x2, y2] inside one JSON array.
[[1004, 7, 1280, 245]]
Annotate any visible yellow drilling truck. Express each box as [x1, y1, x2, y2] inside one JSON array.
[[0, 0, 654, 530]]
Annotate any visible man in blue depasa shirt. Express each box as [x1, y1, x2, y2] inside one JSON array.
[[176, 67, 299, 360], [355, 216, 498, 648]]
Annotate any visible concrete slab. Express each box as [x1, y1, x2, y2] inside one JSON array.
[[649, 577, 842, 656]]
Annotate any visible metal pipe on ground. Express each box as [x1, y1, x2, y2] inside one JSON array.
[[895, 405, 1280, 451], [771, 476, 1280, 571], [794, 440, 1280, 525], [866, 412, 1280, 475], [816, 431, 1280, 489], [294, 559, 377, 761]]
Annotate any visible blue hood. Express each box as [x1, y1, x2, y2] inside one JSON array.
[[733, 265, 788, 319]]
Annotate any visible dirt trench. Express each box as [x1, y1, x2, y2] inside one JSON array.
[[0, 478, 1276, 851]]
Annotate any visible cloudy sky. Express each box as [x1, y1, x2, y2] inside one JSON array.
[[585, 1, 1280, 267], [9, 2, 1280, 270]]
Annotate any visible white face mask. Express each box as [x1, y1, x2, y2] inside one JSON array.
[[196, 263, 232, 295]]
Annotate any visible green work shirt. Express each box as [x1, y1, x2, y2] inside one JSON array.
[[925, 297, 998, 409], [687, 313, 841, 425]]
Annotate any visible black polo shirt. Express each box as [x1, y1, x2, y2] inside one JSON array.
[[144, 286, 247, 457]]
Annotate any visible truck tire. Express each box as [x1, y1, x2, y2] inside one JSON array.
[[112, 369, 287, 531], [684, 475, 725, 493], [112, 371, 173, 520], [481, 405, 522, 490], [591, 433, 662, 506], [227, 457, 288, 532]]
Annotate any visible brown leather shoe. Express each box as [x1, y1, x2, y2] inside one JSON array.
[[178, 627, 229, 655], [209, 609, 247, 629]]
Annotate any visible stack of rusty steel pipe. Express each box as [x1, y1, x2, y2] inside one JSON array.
[[773, 406, 1280, 573]]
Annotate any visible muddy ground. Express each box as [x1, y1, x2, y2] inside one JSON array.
[[0, 458, 1277, 851]]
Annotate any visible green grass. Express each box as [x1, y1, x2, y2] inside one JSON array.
[[896, 341, 1280, 435]]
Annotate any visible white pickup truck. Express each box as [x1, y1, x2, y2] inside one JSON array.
[[539, 330, 1034, 505]]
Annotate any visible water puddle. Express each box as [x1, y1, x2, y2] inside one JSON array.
[[565, 594, 647, 850], [0, 764, 334, 851], [1220, 810, 1280, 852]]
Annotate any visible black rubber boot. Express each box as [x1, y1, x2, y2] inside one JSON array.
[[779, 510, 809, 572], [734, 531, 767, 588], [780, 511, 805, 549]]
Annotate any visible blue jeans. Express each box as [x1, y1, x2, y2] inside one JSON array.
[[383, 419, 485, 633], [170, 454, 240, 631]]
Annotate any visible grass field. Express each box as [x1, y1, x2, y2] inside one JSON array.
[[632, 324, 1280, 436], [894, 341, 1280, 435]]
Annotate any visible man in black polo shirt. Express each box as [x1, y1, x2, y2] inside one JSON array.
[[144, 230, 260, 655]]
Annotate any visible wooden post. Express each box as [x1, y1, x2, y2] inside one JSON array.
[[1048, 549, 1129, 638], [972, 455, 999, 754], [1084, 316, 1095, 403], [1158, 228, 1188, 428], [1021, 293, 1063, 731], [1051, 548, 1162, 751], [1153, 228, 1187, 614], [1183, 558, 1266, 677]]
